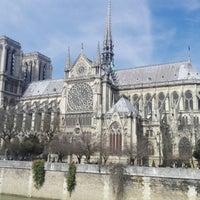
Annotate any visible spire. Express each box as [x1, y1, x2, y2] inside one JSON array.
[[102, 0, 114, 68], [65, 47, 71, 79], [96, 42, 101, 65], [81, 43, 84, 55], [106, 0, 112, 42], [188, 45, 191, 62], [65, 47, 71, 70]]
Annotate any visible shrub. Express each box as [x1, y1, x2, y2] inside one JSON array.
[[67, 162, 76, 197], [32, 159, 45, 189]]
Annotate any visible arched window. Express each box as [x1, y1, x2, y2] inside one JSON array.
[[5, 48, 9, 72], [25, 113, 32, 131], [43, 111, 51, 132], [24, 63, 28, 81], [172, 91, 179, 106], [109, 121, 122, 153], [145, 93, 152, 117], [179, 137, 191, 160], [133, 94, 139, 111], [35, 113, 42, 131], [145, 129, 153, 137], [158, 92, 165, 112], [185, 90, 193, 110], [193, 116, 199, 126], [148, 142, 154, 155], [181, 116, 188, 126], [24, 62, 33, 83], [10, 50, 15, 75], [43, 64, 46, 80], [16, 113, 23, 131]]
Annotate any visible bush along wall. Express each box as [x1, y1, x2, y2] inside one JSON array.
[[67, 162, 76, 197], [32, 160, 45, 189]]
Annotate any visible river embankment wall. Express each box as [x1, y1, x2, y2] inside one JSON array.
[[0, 161, 199, 200]]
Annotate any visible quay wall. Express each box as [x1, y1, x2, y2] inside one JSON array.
[[0, 161, 199, 200]]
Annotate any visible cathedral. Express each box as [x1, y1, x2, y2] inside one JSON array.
[[0, 0, 200, 167]]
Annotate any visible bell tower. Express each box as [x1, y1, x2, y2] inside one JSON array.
[[0, 36, 23, 108]]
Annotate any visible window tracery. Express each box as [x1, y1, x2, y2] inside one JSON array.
[[184, 90, 193, 110], [179, 137, 191, 161], [158, 92, 165, 112], [68, 83, 93, 112], [172, 91, 179, 107], [144, 93, 152, 117], [133, 94, 139, 111]]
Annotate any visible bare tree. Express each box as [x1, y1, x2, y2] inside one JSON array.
[[47, 134, 72, 161], [0, 107, 20, 145], [72, 140, 84, 164], [73, 132, 99, 164], [98, 131, 112, 165], [42, 112, 60, 143], [101, 145, 112, 164]]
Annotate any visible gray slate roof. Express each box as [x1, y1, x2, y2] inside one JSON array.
[[22, 79, 64, 98], [117, 60, 200, 86], [107, 96, 136, 114]]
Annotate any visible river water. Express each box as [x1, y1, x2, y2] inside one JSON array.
[[0, 195, 51, 200]]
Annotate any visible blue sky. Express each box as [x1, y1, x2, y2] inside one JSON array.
[[0, 0, 200, 79]]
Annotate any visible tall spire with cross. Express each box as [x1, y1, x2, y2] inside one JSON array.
[[102, 0, 114, 70]]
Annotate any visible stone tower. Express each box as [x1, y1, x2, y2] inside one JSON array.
[[0, 36, 23, 108], [22, 52, 52, 91]]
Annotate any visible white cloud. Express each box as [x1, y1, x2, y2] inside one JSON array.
[[1, 0, 200, 77], [111, 0, 153, 68], [180, 0, 200, 11]]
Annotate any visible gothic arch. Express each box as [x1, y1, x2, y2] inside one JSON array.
[[109, 121, 122, 154], [144, 93, 152, 117], [184, 90, 193, 110], [148, 142, 154, 155], [10, 50, 16, 75], [178, 137, 192, 161], [132, 94, 139, 111], [158, 92, 165, 112], [172, 91, 179, 106]]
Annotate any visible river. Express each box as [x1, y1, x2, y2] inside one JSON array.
[[0, 194, 51, 200]]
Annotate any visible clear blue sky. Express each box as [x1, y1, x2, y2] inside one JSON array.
[[0, 0, 200, 79]]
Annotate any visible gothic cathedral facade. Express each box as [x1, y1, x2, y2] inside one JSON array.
[[0, 0, 200, 166]]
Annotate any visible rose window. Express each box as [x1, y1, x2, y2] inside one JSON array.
[[68, 83, 93, 111]]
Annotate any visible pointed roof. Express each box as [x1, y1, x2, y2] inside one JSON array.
[[72, 46, 92, 68], [107, 96, 136, 114]]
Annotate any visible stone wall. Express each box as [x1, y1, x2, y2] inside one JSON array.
[[0, 161, 199, 200]]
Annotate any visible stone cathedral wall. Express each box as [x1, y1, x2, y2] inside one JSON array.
[[0, 161, 199, 200]]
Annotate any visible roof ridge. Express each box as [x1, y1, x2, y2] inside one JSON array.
[[116, 60, 189, 72]]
